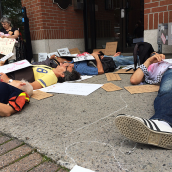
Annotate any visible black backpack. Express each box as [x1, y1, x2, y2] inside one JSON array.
[[133, 42, 154, 70], [87, 51, 116, 73]]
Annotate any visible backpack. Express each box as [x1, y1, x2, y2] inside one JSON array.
[[87, 51, 116, 73], [133, 42, 154, 70]]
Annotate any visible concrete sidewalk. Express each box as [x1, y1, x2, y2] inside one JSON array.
[[0, 73, 172, 172]]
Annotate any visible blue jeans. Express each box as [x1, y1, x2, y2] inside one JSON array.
[[150, 69, 172, 125], [104, 55, 134, 67]]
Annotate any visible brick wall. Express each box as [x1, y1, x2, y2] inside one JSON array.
[[21, 0, 84, 40], [144, 0, 172, 30]]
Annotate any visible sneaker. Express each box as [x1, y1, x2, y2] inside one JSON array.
[[115, 114, 172, 149]]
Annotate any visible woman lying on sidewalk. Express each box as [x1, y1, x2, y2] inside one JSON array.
[[115, 53, 172, 149]]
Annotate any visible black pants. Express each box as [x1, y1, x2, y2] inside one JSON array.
[[7, 66, 35, 83]]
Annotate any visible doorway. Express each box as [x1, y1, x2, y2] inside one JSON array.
[[84, 0, 144, 53]]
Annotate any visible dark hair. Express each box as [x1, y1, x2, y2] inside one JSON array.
[[58, 69, 81, 83]]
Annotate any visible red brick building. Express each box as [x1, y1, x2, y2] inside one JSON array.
[[144, 0, 172, 52], [20, 0, 172, 56]]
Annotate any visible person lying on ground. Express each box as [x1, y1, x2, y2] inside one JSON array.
[[103, 52, 134, 68], [4, 63, 81, 90], [130, 53, 166, 85], [0, 77, 33, 117], [33, 52, 116, 75], [115, 53, 172, 149]]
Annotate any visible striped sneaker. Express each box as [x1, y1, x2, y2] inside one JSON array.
[[115, 114, 172, 149]]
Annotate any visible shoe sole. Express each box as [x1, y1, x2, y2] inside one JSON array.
[[115, 115, 172, 149]]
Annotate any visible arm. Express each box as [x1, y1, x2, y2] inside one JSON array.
[[0, 60, 6, 66], [7, 30, 19, 39], [91, 53, 104, 75], [130, 53, 165, 85], [0, 103, 16, 117], [29, 81, 43, 90]]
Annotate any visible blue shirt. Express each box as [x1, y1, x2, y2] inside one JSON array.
[[70, 60, 98, 75]]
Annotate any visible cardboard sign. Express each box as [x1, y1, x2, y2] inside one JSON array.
[[105, 73, 121, 81], [31, 90, 53, 100], [57, 47, 71, 56], [93, 49, 106, 54], [124, 85, 160, 94], [101, 83, 122, 92], [0, 38, 15, 55], [0, 59, 31, 73], [0, 53, 14, 62], [69, 48, 81, 54], [105, 42, 118, 55]]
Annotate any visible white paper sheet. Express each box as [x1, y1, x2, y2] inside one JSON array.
[[122, 64, 139, 69], [76, 75, 93, 81], [70, 165, 95, 172], [163, 59, 172, 63], [39, 82, 103, 96], [0, 52, 14, 61], [0, 59, 31, 73], [57, 47, 71, 56], [47, 52, 59, 58], [73, 52, 95, 62]]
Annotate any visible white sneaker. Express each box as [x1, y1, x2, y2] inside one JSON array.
[[115, 114, 172, 149]]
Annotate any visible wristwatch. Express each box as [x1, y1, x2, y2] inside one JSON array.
[[8, 79, 13, 83]]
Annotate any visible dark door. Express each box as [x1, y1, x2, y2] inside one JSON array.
[[122, 0, 144, 52], [84, 0, 144, 53]]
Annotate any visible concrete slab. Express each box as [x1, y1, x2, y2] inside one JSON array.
[[0, 73, 171, 172]]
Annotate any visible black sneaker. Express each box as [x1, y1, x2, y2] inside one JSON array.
[[115, 114, 172, 149]]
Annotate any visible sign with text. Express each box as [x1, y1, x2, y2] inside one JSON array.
[[0, 38, 15, 55], [73, 52, 95, 62], [0, 59, 31, 73], [57, 47, 71, 56], [105, 42, 118, 55]]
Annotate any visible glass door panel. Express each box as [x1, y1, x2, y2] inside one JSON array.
[[123, 0, 144, 52]]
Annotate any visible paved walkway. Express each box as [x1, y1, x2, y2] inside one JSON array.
[[0, 133, 69, 172]]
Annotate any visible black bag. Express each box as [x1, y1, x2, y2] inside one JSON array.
[[87, 51, 116, 73], [133, 42, 154, 70]]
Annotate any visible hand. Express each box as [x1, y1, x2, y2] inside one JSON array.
[[0, 35, 6, 38], [0, 73, 10, 83], [50, 55, 58, 60], [147, 53, 165, 64], [91, 52, 100, 60], [114, 52, 121, 57], [0, 60, 6, 66]]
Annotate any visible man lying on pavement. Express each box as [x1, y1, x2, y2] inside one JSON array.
[[1, 62, 81, 90], [33, 52, 116, 75], [0, 74, 33, 117], [115, 53, 172, 149]]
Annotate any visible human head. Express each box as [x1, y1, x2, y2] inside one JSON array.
[[53, 63, 81, 82], [0, 17, 11, 29], [58, 68, 81, 83], [9, 79, 33, 97]]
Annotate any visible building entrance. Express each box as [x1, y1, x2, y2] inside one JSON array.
[[84, 0, 144, 53]]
